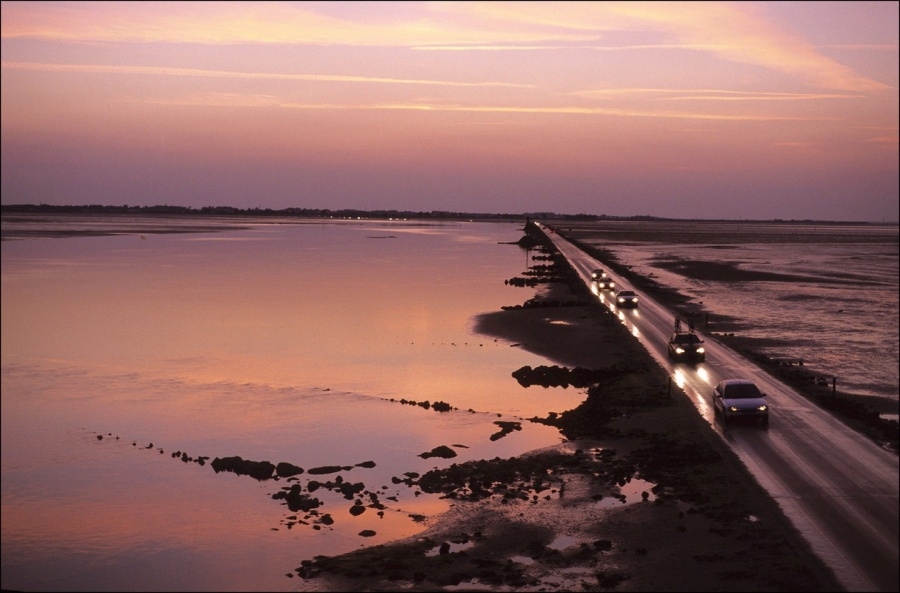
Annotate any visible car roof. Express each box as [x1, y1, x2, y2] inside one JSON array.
[[717, 379, 762, 397], [672, 333, 701, 342], [721, 379, 755, 386], [618, 290, 635, 295]]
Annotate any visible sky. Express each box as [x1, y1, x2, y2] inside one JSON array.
[[1, 1, 898, 221]]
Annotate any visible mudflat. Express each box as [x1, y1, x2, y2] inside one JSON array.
[[290, 260, 843, 592]]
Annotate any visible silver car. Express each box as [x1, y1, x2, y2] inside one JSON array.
[[713, 379, 769, 426]]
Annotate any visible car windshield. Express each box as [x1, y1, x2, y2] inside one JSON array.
[[674, 334, 701, 344], [619, 291, 634, 296], [724, 383, 762, 399]]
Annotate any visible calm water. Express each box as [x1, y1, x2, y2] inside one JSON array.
[[2, 217, 575, 592], [2, 215, 897, 592]]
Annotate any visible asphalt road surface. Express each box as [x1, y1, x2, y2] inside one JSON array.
[[539, 223, 899, 592]]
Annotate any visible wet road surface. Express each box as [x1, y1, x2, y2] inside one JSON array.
[[540, 223, 899, 592]]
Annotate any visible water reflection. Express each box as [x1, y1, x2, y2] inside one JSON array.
[[696, 367, 711, 384], [1, 219, 573, 592]]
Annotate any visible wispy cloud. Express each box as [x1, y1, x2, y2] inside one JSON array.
[[817, 44, 899, 51], [1, 1, 890, 94], [866, 136, 899, 144], [773, 141, 820, 147], [441, 1, 894, 93], [575, 88, 865, 101], [0, 1, 590, 46], [0, 61, 531, 88], [411, 43, 723, 51], [134, 91, 828, 122]]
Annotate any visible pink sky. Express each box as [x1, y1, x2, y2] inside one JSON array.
[[1, 1, 897, 220]]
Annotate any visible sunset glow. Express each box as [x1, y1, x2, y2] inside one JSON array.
[[1, 1, 897, 220]]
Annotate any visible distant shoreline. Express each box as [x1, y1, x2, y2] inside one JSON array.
[[2, 203, 894, 226]]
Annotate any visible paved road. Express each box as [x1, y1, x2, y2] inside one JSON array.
[[539, 223, 899, 592]]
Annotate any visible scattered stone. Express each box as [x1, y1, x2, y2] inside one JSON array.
[[490, 421, 522, 441], [276, 462, 304, 477], [272, 485, 322, 513], [307, 465, 343, 475], [419, 445, 457, 459], [211, 456, 275, 481]]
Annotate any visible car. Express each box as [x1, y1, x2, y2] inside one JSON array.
[[713, 379, 769, 425], [596, 277, 616, 290], [591, 268, 608, 280], [667, 332, 705, 362], [614, 289, 638, 308]]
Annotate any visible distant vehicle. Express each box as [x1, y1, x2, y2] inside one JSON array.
[[591, 268, 608, 280], [667, 332, 705, 362], [713, 379, 769, 426], [615, 290, 638, 308], [596, 277, 616, 290]]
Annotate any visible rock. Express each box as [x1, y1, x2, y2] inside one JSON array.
[[419, 445, 457, 459], [307, 465, 344, 475], [210, 456, 275, 481], [276, 462, 304, 477], [272, 484, 322, 512]]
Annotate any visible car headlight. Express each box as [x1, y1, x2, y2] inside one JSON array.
[[758, 405, 768, 412], [675, 347, 685, 354], [696, 347, 705, 353], [728, 406, 739, 412]]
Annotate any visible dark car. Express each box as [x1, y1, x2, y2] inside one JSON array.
[[667, 332, 705, 362], [591, 268, 608, 280], [713, 379, 769, 425], [596, 277, 616, 290], [614, 289, 638, 308]]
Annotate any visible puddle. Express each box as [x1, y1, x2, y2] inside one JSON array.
[[596, 477, 657, 508], [425, 540, 475, 557], [548, 534, 578, 550]]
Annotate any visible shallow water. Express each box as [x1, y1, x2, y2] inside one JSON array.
[[2, 217, 575, 592], [567, 220, 899, 402]]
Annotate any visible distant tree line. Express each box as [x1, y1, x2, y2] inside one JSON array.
[[1, 203, 882, 225], [0, 203, 620, 222]]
